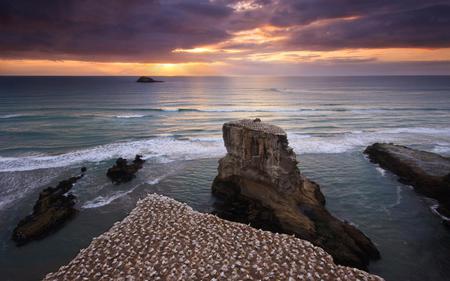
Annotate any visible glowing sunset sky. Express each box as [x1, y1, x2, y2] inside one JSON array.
[[1, 0, 450, 76]]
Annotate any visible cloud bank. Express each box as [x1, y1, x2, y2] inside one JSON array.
[[1, 0, 449, 74]]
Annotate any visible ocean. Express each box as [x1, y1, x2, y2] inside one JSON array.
[[0, 76, 450, 281]]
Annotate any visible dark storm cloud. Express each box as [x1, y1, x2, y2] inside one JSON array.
[[0, 0, 233, 62], [266, 0, 445, 26], [0, 0, 449, 62], [286, 3, 450, 50]]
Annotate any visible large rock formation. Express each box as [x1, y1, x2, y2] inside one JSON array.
[[365, 143, 450, 219], [212, 119, 380, 270], [12, 168, 86, 245]]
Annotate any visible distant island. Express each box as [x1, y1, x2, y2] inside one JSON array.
[[136, 76, 163, 83]]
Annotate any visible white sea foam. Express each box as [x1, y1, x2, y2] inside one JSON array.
[[376, 167, 386, 177], [1, 126, 449, 172], [430, 204, 450, 221], [82, 187, 138, 209], [288, 131, 377, 154], [0, 138, 226, 172], [147, 178, 161, 185], [82, 174, 167, 209], [0, 195, 18, 210], [0, 114, 26, 119], [390, 186, 403, 208], [290, 126, 450, 154], [147, 175, 167, 185], [383, 127, 450, 136], [432, 144, 450, 155], [173, 107, 304, 113], [115, 114, 146, 118], [90, 106, 450, 115]]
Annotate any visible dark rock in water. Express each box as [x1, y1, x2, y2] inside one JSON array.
[[136, 76, 163, 83], [12, 172, 84, 246], [107, 155, 145, 184], [365, 143, 450, 219], [81, 166, 87, 173], [211, 119, 380, 271]]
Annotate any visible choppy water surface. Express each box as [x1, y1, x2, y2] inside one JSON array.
[[1, 76, 450, 280]]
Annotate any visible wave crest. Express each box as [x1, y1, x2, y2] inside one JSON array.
[[1, 126, 449, 172]]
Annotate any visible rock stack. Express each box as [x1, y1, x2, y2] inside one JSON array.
[[212, 119, 380, 270]]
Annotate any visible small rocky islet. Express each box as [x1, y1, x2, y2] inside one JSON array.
[[136, 76, 163, 83], [365, 143, 450, 223]]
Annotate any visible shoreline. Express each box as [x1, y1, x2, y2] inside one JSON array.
[[44, 194, 383, 280]]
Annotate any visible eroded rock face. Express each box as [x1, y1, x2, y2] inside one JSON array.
[[212, 119, 380, 270], [106, 155, 145, 184], [365, 143, 450, 219], [12, 168, 86, 246]]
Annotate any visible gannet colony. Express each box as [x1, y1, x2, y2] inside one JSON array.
[[43, 194, 383, 281]]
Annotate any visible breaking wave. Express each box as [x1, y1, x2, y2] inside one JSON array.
[[1, 126, 449, 172], [0, 114, 28, 119], [154, 107, 450, 113], [0, 138, 226, 172], [115, 114, 146, 118]]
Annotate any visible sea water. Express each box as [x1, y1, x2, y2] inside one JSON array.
[[0, 76, 450, 280]]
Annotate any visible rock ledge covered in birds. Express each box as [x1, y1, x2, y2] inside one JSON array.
[[365, 143, 450, 219], [43, 194, 384, 281], [212, 119, 380, 270]]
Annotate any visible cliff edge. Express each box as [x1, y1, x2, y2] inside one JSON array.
[[44, 194, 383, 281]]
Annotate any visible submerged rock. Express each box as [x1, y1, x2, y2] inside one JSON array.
[[12, 168, 86, 246], [106, 155, 145, 184], [136, 76, 163, 83], [212, 119, 380, 270], [365, 143, 450, 219]]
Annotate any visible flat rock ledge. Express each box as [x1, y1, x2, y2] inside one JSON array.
[[43, 194, 383, 281], [365, 143, 450, 219], [212, 119, 380, 270]]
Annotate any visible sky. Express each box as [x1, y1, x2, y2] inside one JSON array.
[[1, 0, 450, 76]]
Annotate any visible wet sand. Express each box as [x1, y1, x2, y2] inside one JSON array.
[[43, 194, 383, 281]]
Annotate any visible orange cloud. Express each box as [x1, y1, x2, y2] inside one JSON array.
[[0, 60, 226, 76], [1, 47, 449, 76]]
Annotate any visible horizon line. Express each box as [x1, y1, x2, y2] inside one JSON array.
[[1, 74, 450, 78]]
